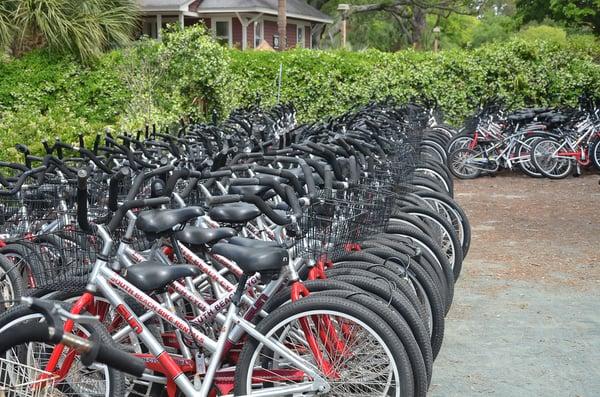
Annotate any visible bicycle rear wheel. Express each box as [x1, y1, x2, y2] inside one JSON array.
[[448, 148, 482, 179], [531, 139, 573, 179]]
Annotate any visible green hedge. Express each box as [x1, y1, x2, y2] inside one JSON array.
[[0, 27, 599, 159], [230, 39, 600, 122]]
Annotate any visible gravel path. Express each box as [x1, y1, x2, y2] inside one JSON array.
[[430, 173, 600, 396]]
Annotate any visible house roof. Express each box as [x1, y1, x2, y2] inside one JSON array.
[[137, 0, 196, 12], [138, 0, 333, 24]]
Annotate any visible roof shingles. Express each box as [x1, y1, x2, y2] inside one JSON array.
[[139, 0, 333, 23]]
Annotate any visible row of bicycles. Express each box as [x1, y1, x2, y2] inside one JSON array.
[[0, 101, 470, 396], [444, 97, 600, 179]]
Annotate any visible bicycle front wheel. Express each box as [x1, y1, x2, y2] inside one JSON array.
[[234, 295, 414, 396], [0, 303, 126, 397]]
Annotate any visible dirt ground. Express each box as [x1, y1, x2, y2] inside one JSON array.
[[429, 173, 600, 396]]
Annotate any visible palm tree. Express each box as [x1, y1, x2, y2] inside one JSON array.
[[0, 0, 139, 62], [277, 0, 287, 50]]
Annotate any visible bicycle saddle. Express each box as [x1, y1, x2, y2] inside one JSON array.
[[207, 203, 261, 224], [123, 261, 201, 292], [228, 236, 281, 248], [175, 226, 237, 248], [211, 243, 288, 276], [136, 207, 205, 237], [227, 185, 272, 198]]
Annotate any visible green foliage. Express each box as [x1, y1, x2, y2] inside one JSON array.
[[438, 14, 481, 49], [518, 24, 568, 45], [517, 0, 600, 34], [469, 13, 518, 48], [0, 49, 131, 160], [0, 0, 139, 62], [567, 34, 600, 61], [159, 25, 236, 120], [0, 33, 599, 160], [230, 39, 600, 124]]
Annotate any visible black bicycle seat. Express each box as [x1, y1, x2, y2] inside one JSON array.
[[124, 261, 201, 292], [175, 226, 237, 247], [211, 243, 288, 276], [136, 207, 205, 237], [208, 203, 261, 224], [228, 236, 281, 248]]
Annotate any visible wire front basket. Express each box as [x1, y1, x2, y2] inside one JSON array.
[[294, 195, 369, 262], [345, 185, 397, 235], [16, 229, 100, 292], [0, 183, 76, 237], [0, 358, 58, 397]]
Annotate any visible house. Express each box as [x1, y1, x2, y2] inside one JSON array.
[[138, 0, 333, 50]]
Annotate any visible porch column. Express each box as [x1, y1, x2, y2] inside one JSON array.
[[156, 14, 162, 40], [179, 13, 185, 29], [236, 12, 248, 50]]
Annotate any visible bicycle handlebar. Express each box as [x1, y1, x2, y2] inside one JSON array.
[[0, 166, 47, 196], [0, 298, 147, 378]]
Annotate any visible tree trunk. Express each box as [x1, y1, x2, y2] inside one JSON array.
[[411, 6, 426, 49], [278, 0, 287, 50]]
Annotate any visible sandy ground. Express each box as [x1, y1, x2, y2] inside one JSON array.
[[430, 173, 600, 397]]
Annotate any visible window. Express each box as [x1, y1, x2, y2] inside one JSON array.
[[212, 19, 231, 46], [254, 20, 263, 48], [297, 25, 305, 48]]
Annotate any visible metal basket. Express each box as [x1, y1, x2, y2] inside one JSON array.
[[16, 229, 100, 292], [293, 195, 369, 262], [344, 184, 398, 235], [0, 183, 76, 237], [0, 358, 58, 397]]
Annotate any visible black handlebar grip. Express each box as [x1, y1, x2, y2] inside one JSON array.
[[145, 165, 175, 180], [206, 194, 243, 206], [367, 156, 375, 173], [80, 148, 113, 175], [94, 344, 146, 377], [180, 177, 199, 199], [15, 144, 30, 155], [323, 166, 333, 197], [297, 160, 317, 199], [108, 168, 130, 212], [202, 170, 232, 179], [0, 161, 28, 172], [229, 178, 260, 186], [165, 169, 191, 196], [77, 169, 92, 232], [303, 159, 326, 180], [348, 156, 359, 185], [283, 185, 302, 219], [241, 195, 289, 226]]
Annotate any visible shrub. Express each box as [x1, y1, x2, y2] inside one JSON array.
[[230, 39, 600, 124], [0, 33, 599, 159], [518, 24, 568, 45]]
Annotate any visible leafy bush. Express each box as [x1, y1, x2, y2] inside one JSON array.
[[230, 39, 600, 123], [0, 33, 599, 159], [567, 34, 600, 61], [469, 14, 518, 48], [518, 24, 568, 45]]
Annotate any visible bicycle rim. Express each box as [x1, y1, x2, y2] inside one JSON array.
[[241, 309, 400, 396], [0, 313, 112, 397]]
